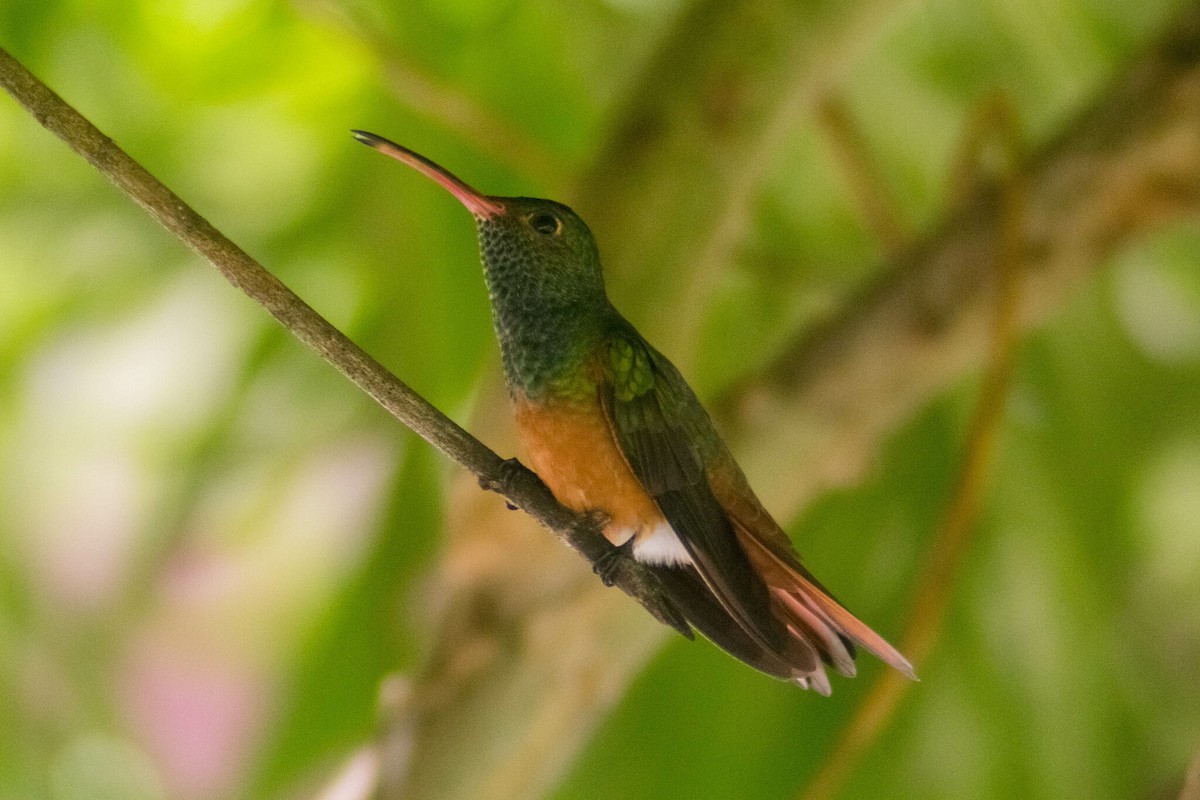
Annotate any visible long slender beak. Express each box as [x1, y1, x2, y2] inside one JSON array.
[[352, 130, 505, 219]]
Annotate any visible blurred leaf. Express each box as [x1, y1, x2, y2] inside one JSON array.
[[251, 444, 444, 796]]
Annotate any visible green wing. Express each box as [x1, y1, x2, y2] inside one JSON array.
[[600, 322, 785, 652]]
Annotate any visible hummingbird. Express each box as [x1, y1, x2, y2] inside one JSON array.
[[353, 130, 916, 693]]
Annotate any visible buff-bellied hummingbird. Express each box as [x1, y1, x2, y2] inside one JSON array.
[[353, 130, 915, 693]]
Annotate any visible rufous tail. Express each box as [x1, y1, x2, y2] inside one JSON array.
[[739, 531, 917, 694]]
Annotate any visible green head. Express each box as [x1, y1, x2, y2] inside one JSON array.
[[354, 131, 611, 397]]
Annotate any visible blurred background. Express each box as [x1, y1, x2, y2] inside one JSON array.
[[2, 1, 1200, 799]]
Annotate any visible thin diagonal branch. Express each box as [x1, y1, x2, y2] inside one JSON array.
[[0, 43, 689, 640], [816, 93, 910, 257]]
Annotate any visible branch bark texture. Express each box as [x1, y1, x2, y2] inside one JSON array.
[[0, 43, 689, 643]]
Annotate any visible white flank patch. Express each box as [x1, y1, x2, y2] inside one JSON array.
[[631, 522, 693, 567]]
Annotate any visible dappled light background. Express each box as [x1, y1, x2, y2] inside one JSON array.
[[2, 1, 1200, 799]]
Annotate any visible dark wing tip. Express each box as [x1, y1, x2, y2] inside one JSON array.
[[650, 564, 796, 681]]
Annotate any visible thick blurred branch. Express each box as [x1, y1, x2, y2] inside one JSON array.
[[719, 6, 1200, 511], [0, 44, 690, 641]]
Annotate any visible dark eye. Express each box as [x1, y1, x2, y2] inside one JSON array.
[[529, 212, 561, 236]]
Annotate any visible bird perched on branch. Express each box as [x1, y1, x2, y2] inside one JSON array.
[[355, 130, 915, 694]]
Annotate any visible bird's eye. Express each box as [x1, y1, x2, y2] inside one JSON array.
[[529, 212, 561, 236]]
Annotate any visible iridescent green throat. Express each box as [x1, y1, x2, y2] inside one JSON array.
[[491, 300, 603, 403], [475, 209, 611, 402]]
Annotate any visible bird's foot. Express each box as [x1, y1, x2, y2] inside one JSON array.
[[592, 536, 635, 587], [478, 457, 535, 509]]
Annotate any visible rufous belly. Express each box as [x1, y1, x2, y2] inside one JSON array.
[[513, 394, 689, 565]]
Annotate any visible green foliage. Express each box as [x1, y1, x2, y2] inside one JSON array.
[[2, 0, 1198, 799]]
